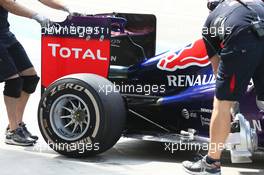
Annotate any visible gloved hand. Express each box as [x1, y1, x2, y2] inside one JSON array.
[[63, 6, 86, 17], [62, 6, 74, 16], [32, 13, 51, 27]]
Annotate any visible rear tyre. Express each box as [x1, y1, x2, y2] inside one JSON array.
[[38, 74, 126, 157]]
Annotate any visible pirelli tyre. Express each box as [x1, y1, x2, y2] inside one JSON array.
[[38, 73, 126, 157]]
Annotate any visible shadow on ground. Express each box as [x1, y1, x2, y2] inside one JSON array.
[[23, 139, 264, 172]]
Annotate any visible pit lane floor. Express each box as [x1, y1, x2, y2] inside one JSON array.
[[0, 138, 263, 175]]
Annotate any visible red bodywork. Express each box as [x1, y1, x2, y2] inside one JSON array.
[[41, 16, 111, 88]]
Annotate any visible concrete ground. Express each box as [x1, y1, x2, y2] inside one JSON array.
[[0, 138, 264, 175], [0, 0, 263, 175]]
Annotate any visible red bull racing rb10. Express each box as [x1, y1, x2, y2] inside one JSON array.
[[38, 14, 264, 163]]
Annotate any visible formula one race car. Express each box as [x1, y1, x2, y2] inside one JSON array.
[[38, 13, 264, 163]]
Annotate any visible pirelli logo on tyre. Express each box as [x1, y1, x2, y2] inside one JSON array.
[[49, 83, 85, 96]]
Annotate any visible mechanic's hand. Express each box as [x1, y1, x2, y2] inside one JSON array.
[[63, 6, 87, 18], [32, 13, 51, 27], [63, 6, 74, 16]]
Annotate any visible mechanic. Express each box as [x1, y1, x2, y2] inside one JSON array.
[[182, 0, 264, 174], [0, 0, 71, 146]]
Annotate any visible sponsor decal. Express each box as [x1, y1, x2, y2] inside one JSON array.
[[48, 43, 107, 61], [42, 36, 110, 88], [181, 109, 190, 119], [41, 16, 111, 88], [111, 39, 121, 47], [157, 39, 209, 72], [190, 113, 198, 119], [201, 108, 213, 114], [50, 83, 85, 96], [252, 120, 262, 132], [181, 109, 198, 120], [201, 116, 210, 126], [167, 74, 216, 87]]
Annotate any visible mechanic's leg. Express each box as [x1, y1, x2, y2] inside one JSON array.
[[207, 97, 234, 159], [16, 67, 39, 124], [16, 91, 29, 124], [252, 52, 264, 104], [4, 75, 23, 131]]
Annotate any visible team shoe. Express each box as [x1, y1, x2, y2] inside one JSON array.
[[5, 127, 35, 146], [19, 122, 39, 141], [182, 155, 221, 175], [5, 123, 38, 141]]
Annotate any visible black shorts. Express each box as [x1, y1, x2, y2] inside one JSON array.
[[0, 32, 33, 82], [216, 29, 264, 101]]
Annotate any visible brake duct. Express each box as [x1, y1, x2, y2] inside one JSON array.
[[225, 114, 258, 163], [179, 113, 258, 163]]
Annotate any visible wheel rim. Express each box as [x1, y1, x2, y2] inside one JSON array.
[[50, 94, 91, 141]]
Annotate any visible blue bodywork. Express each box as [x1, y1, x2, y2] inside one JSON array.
[[110, 46, 264, 148]]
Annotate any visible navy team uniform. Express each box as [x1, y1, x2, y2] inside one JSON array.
[[203, 0, 264, 101], [0, 6, 33, 82]]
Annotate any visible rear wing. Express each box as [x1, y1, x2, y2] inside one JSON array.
[[108, 13, 156, 66], [41, 16, 111, 92], [41, 14, 156, 92]]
